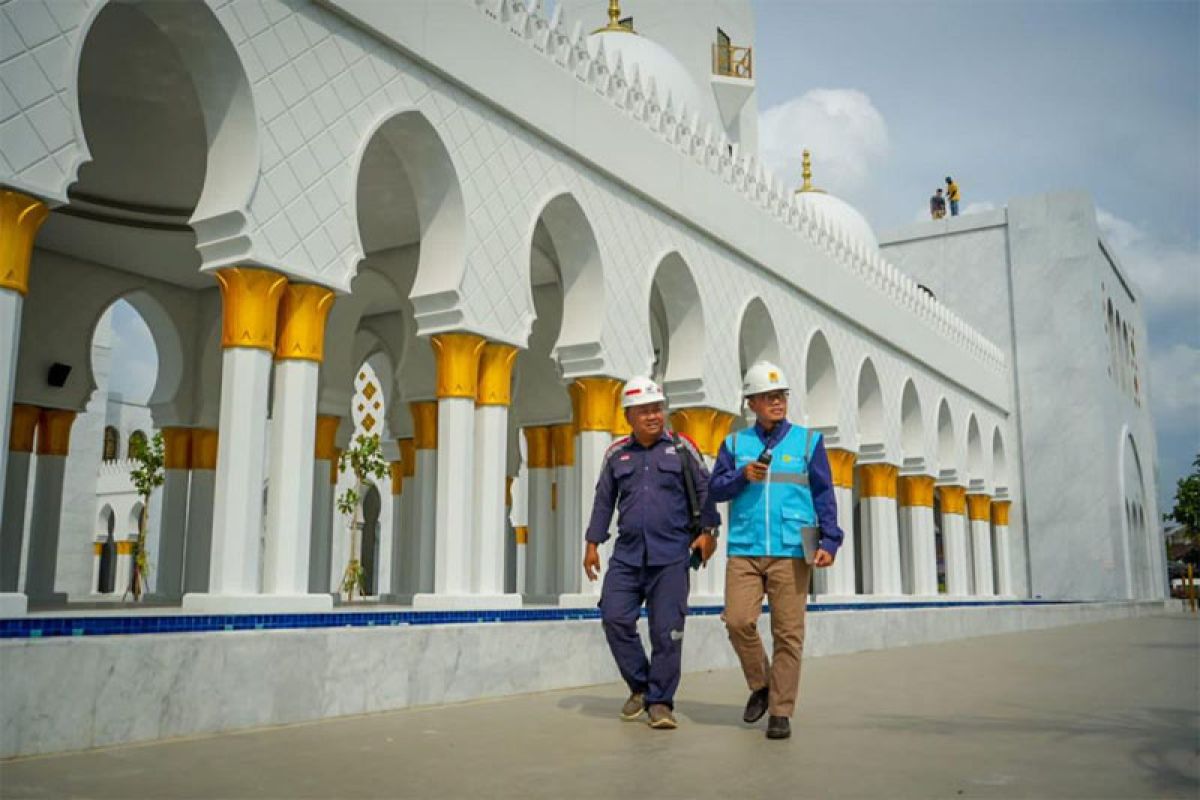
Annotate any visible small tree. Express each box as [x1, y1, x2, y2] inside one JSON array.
[[337, 433, 388, 600], [125, 431, 164, 602], [1165, 453, 1200, 553]]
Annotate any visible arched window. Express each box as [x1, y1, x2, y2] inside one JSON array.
[[102, 426, 119, 461], [127, 430, 148, 460]]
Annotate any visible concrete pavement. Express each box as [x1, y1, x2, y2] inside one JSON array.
[[1, 614, 1197, 799]]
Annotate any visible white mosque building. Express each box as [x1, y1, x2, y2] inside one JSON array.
[[0, 0, 1166, 757]]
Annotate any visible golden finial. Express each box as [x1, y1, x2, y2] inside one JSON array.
[[595, 0, 634, 33], [795, 149, 825, 194]]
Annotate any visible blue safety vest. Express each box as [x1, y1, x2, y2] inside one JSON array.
[[725, 424, 819, 559]]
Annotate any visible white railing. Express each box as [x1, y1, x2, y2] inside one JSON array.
[[474, 0, 1007, 372]]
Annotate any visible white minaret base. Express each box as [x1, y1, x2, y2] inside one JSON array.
[[819, 485, 857, 599], [971, 518, 995, 597], [25, 453, 68, 605], [941, 511, 971, 597], [184, 347, 272, 611], [861, 495, 902, 597], [525, 466, 555, 601], [899, 504, 938, 596]]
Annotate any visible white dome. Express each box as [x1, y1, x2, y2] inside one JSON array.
[[589, 30, 711, 126], [794, 191, 879, 251]]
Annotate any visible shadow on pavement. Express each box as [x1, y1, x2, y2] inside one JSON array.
[[555, 694, 748, 729]]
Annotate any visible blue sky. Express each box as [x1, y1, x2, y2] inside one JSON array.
[[752, 0, 1199, 515]]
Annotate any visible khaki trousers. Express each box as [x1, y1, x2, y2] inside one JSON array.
[[724, 556, 811, 718]]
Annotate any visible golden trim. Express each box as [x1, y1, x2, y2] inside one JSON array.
[[275, 284, 335, 362], [712, 412, 736, 458], [410, 402, 438, 450], [514, 525, 529, 545], [329, 448, 341, 484], [161, 427, 191, 471], [505, 476, 513, 508], [190, 429, 219, 470], [215, 267, 288, 351], [431, 333, 486, 399], [938, 485, 966, 515], [897, 475, 936, 508], [476, 343, 519, 406], [858, 463, 898, 499], [0, 189, 49, 296], [35, 409, 75, 456], [991, 500, 1011, 526], [314, 415, 340, 461], [670, 407, 719, 458], [551, 423, 575, 468], [795, 149, 826, 195], [390, 461, 403, 495], [593, 0, 634, 33], [967, 494, 992, 523], [573, 377, 622, 432], [92, 542, 103, 556], [116, 540, 136, 555], [399, 438, 416, 477], [826, 448, 857, 489], [9, 404, 39, 453], [525, 426, 552, 469], [551, 481, 558, 511]]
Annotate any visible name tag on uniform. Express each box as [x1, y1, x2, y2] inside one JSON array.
[[619, 454, 631, 461]]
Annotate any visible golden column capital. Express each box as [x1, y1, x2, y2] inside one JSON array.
[[938, 485, 966, 515], [476, 342, 519, 406], [0, 189, 50, 296], [190, 428, 219, 470], [525, 426, 552, 469], [215, 267, 288, 351], [398, 438, 416, 477], [572, 377, 622, 432], [514, 525, 529, 545], [9, 404, 40, 453], [93, 542, 103, 556], [275, 284, 335, 362], [314, 415, 340, 460], [966, 493, 992, 522], [826, 448, 857, 489], [161, 427, 192, 470], [431, 333, 486, 399], [858, 463, 898, 499], [389, 461, 403, 495], [711, 411, 736, 457], [670, 407, 720, 457], [610, 391, 632, 437], [897, 475, 936, 508], [35, 408, 76, 456], [991, 500, 1011, 526], [116, 541, 135, 555], [410, 401, 438, 450], [551, 423, 576, 467]]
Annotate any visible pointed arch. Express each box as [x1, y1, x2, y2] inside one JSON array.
[[936, 398, 955, 478], [736, 297, 780, 375], [900, 379, 924, 463], [804, 330, 838, 430], [966, 414, 984, 488], [648, 251, 705, 398], [856, 357, 884, 448], [992, 427, 1009, 495]]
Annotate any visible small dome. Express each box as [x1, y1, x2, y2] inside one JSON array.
[[794, 191, 879, 251], [589, 29, 710, 127]]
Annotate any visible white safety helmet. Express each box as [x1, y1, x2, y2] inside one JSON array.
[[621, 376, 666, 409], [742, 360, 790, 397]]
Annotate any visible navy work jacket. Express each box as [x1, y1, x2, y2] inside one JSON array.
[[585, 432, 721, 567]]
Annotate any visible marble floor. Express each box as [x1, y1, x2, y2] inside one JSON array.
[[2, 614, 1196, 799]]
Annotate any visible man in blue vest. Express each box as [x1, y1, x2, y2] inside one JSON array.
[[583, 376, 720, 730], [709, 361, 844, 740]]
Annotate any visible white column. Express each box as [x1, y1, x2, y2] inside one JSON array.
[[0, 293, 23, 528], [821, 450, 857, 598], [386, 462, 405, 599], [309, 459, 335, 594], [413, 447, 437, 594], [510, 467, 529, 595], [560, 427, 610, 605], [146, 428, 191, 602], [25, 409, 74, 605], [182, 430, 217, 595], [992, 501, 1014, 596], [940, 486, 970, 596], [898, 476, 938, 596], [113, 538, 136, 599], [184, 267, 286, 612], [860, 464, 901, 596], [968, 495, 994, 597], [528, 466, 555, 599], [470, 403, 519, 605], [0, 408, 36, 599], [549, 422, 581, 601]]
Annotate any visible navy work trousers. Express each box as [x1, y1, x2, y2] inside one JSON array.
[[599, 557, 690, 709]]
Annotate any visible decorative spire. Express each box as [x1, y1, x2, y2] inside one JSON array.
[[595, 0, 634, 33], [796, 149, 825, 194]]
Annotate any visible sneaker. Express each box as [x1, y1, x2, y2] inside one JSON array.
[[743, 687, 769, 724], [620, 692, 645, 721], [766, 715, 791, 740], [647, 704, 678, 729]]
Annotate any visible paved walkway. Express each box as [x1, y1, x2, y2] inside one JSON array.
[[2, 614, 1197, 799]]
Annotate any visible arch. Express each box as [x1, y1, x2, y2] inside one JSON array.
[[966, 414, 984, 487], [855, 358, 884, 447], [900, 380, 924, 462], [74, 0, 259, 227], [87, 292, 182, 414], [97, 505, 115, 537], [102, 426, 119, 461], [992, 427, 1009, 494], [127, 430, 148, 460], [353, 109, 466, 308], [97, 504, 116, 594], [648, 252, 705, 390], [127, 501, 145, 536], [361, 483, 383, 596], [1121, 431, 1149, 598], [804, 330, 838, 430], [524, 193, 605, 362], [736, 297, 780, 375], [936, 398, 955, 476]]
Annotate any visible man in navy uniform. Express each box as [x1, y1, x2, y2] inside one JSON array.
[[583, 376, 720, 729]]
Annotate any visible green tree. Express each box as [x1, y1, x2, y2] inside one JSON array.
[[125, 431, 164, 601], [336, 433, 388, 600], [1165, 452, 1200, 545]]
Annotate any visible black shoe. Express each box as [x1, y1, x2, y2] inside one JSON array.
[[743, 687, 769, 724], [766, 715, 791, 740]]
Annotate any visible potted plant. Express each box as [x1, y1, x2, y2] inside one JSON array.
[[125, 431, 164, 602], [336, 432, 388, 600]]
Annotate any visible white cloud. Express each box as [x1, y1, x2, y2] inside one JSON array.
[[758, 89, 889, 197], [107, 301, 158, 405], [1096, 208, 1200, 329]]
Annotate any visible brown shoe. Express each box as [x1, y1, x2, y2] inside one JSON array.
[[620, 692, 645, 721], [647, 704, 678, 729]]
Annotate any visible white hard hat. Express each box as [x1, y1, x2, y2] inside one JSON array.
[[742, 361, 789, 397], [621, 376, 666, 409]]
